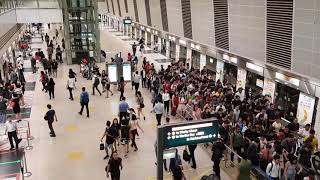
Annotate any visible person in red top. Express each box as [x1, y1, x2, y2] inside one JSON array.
[[127, 53, 132, 61], [145, 62, 151, 75], [171, 92, 180, 116], [163, 80, 171, 93]]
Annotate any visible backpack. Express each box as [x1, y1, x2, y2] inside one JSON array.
[[94, 77, 100, 85], [81, 92, 89, 103], [120, 125, 130, 139], [183, 149, 191, 162]]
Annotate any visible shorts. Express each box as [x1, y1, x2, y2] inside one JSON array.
[[105, 143, 113, 150], [121, 138, 129, 145]]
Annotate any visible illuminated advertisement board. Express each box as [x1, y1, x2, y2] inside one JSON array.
[[107, 64, 118, 83], [122, 63, 132, 81], [297, 92, 315, 126], [163, 119, 219, 148]]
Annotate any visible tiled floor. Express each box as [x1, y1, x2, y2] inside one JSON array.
[[19, 24, 233, 180]]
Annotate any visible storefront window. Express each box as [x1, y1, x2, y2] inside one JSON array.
[[223, 63, 237, 85], [245, 71, 264, 99], [274, 83, 300, 121]]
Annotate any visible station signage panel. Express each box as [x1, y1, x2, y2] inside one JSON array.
[[163, 119, 219, 148]]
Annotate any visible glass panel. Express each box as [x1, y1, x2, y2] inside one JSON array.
[[38, 0, 59, 8], [16, 0, 38, 8]]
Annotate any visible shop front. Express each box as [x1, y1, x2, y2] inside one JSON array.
[[206, 55, 217, 80], [191, 49, 200, 69], [131, 25, 136, 40], [160, 38, 167, 56], [168, 36, 176, 60], [223, 62, 237, 86], [146, 28, 152, 47], [179, 43, 187, 62], [245, 62, 264, 99], [140, 26, 146, 41]]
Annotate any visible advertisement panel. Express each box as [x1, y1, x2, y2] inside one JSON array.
[[263, 78, 276, 101], [297, 92, 315, 126], [122, 63, 132, 81], [236, 68, 247, 90], [216, 60, 224, 82], [107, 64, 118, 83]]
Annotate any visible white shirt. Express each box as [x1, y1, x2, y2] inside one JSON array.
[[5, 121, 17, 132], [163, 93, 170, 102], [299, 128, 310, 137], [235, 91, 245, 101], [16, 57, 23, 65], [67, 78, 76, 88], [133, 74, 141, 83], [266, 161, 281, 178]]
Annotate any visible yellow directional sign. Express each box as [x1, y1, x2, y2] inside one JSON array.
[[64, 124, 79, 132]]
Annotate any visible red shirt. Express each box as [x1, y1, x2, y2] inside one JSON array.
[[163, 82, 171, 92]]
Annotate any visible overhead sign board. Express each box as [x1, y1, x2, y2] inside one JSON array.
[[162, 119, 219, 148], [123, 19, 132, 25]]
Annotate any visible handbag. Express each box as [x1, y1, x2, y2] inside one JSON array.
[[100, 143, 104, 150]]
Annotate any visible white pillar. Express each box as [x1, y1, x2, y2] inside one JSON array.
[[166, 40, 170, 57], [145, 31, 148, 43], [151, 34, 154, 46], [158, 37, 161, 52], [200, 54, 206, 71], [175, 44, 180, 61], [139, 30, 142, 39]]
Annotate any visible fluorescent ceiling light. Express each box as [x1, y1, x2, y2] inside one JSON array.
[[230, 57, 238, 64], [195, 45, 200, 50], [223, 54, 229, 61], [179, 39, 186, 45], [275, 72, 300, 87], [246, 62, 263, 74]]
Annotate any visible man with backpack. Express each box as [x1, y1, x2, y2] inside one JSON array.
[[79, 87, 90, 118], [92, 74, 102, 96], [266, 154, 282, 180], [44, 104, 58, 137]]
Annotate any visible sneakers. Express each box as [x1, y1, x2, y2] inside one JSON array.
[[144, 116, 146, 120], [17, 139, 22, 144], [50, 134, 56, 137], [103, 155, 109, 160]]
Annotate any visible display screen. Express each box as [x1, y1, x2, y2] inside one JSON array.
[[122, 64, 131, 81], [163, 119, 219, 148], [123, 19, 132, 24], [256, 79, 264, 88], [107, 64, 117, 83], [297, 92, 315, 126]]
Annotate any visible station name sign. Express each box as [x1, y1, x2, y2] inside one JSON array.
[[163, 119, 219, 148]]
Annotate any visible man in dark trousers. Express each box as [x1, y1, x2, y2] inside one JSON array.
[[132, 42, 137, 56], [5, 116, 22, 150], [188, 144, 198, 169], [211, 137, 226, 179], [44, 104, 58, 137], [79, 87, 90, 118]]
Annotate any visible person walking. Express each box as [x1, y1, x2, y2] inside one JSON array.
[[79, 87, 90, 118], [119, 77, 125, 101], [163, 89, 170, 116], [40, 71, 48, 92], [11, 94, 21, 121], [211, 138, 227, 179], [106, 152, 123, 180], [0, 95, 8, 123], [5, 116, 22, 150], [44, 104, 58, 137], [45, 33, 49, 46], [136, 91, 145, 120], [119, 97, 129, 121], [132, 42, 137, 56], [140, 69, 146, 88], [266, 154, 282, 180], [66, 74, 76, 100], [153, 100, 164, 125], [133, 71, 141, 96], [101, 70, 107, 92], [101, 120, 115, 159], [51, 59, 58, 77], [47, 78, 55, 100], [188, 144, 197, 169], [128, 108, 144, 151], [47, 45, 53, 60], [92, 74, 102, 96], [105, 74, 113, 98], [56, 45, 62, 63]]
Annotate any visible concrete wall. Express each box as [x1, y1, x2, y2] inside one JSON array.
[[136, 0, 148, 25], [127, 0, 136, 21], [166, 0, 184, 37], [292, 0, 320, 79], [149, 0, 162, 29], [228, 0, 266, 63], [190, 0, 215, 46], [0, 10, 18, 39]]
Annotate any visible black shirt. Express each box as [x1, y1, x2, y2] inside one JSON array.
[[46, 109, 55, 122], [211, 141, 226, 160], [108, 158, 122, 173]]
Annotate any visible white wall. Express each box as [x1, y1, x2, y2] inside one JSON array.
[[136, 0, 148, 25], [228, 0, 266, 63], [16, 9, 62, 23], [291, 0, 320, 79], [149, 0, 162, 29], [119, 0, 127, 17], [166, 0, 184, 37], [190, 0, 215, 46], [98, 2, 108, 14], [0, 10, 18, 38], [127, 0, 136, 21]]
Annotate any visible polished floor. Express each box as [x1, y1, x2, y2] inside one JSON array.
[[20, 24, 232, 180]]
